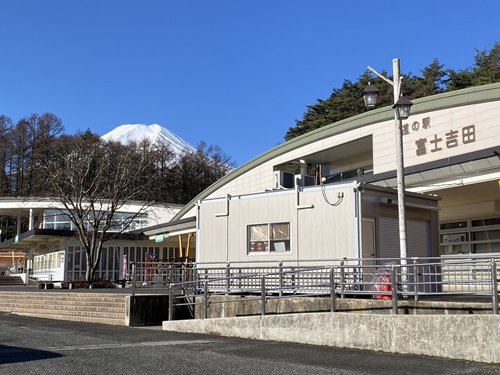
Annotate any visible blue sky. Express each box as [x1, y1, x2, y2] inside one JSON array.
[[1, 1, 498, 166]]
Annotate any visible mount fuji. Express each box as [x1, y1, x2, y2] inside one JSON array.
[[101, 124, 196, 158]]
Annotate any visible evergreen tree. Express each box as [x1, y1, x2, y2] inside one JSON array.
[[447, 42, 500, 90], [414, 58, 447, 97], [285, 42, 500, 141], [472, 41, 500, 85], [285, 80, 367, 141], [446, 68, 474, 91]]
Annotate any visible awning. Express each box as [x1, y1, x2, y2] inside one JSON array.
[[0, 229, 146, 250], [136, 216, 196, 239], [0, 229, 76, 250]]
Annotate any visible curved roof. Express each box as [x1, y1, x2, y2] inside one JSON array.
[[173, 82, 500, 220]]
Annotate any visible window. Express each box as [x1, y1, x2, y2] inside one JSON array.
[[43, 209, 74, 230], [248, 222, 291, 254], [42, 210, 148, 232], [440, 216, 500, 255]]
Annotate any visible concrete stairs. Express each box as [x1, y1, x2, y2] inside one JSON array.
[[0, 275, 24, 285], [0, 291, 128, 326]]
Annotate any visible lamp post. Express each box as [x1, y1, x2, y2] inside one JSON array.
[[363, 58, 413, 282]]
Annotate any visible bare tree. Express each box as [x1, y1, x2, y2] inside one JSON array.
[[41, 131, 159, 281], [9, 119, 29, 195], [0, 115, 13, 195], [6, 113, 63, 196], [171, 141, 235, 204], [24, 113, 63, 195]]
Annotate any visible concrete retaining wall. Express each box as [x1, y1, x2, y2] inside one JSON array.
[[163, 312, 500, 363], [194, 295, 494, 319]]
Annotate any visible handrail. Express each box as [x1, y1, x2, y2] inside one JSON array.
[[129, 256, 500, 320]]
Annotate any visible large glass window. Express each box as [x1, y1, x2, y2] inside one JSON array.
[[440, 216, 500, 255], [43, 210, 72, 230], [42, 210, 148, 232], [248, 222, 291, 254]]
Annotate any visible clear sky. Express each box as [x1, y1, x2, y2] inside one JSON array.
[[1, 1, 498, 166]]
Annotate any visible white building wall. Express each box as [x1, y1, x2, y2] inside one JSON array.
[[375, 101, 500, 174], [197, 183, 440, 265], [198, 184, 359, 265], [198, 199, 229, 262]]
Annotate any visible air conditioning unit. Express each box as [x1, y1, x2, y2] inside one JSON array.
[[303, 175, 315, 186], [273, 171, 295, 189], [295, 174, 315, 187]]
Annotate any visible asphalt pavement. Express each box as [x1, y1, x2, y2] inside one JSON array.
[[1, 312, 499, 375]]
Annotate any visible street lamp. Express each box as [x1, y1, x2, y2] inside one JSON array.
[[362, 83, 379, 108], [393, 96, 413, 120], [363, 58, 413, 283]]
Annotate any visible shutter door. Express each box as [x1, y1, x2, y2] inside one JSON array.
[[407, 220, 430, 258], [379, 217, 399, 259], [379, 217, 430, 259]]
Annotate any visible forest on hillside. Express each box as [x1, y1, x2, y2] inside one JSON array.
[[0, 115, 234, 205], [285, 42, 500, 141]]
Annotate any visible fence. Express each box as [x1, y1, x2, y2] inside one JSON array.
[[128, 255, 500, 319]]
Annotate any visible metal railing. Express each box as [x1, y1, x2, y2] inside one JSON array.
[[128, 255, 500, 319], [129, 261, 196, 295]]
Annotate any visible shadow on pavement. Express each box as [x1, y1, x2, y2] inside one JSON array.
[[0, 344, 63, 365]]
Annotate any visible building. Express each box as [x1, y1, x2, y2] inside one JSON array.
[[196, 181, 440, 264], [148, 82, 500, 262], [2, 83, 499, 280], [0, 198, 191, 282]]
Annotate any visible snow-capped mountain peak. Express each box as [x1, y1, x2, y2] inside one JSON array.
[[101, 124, 196, 157]]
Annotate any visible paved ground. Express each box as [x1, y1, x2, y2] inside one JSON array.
[[1, 312, 499, 374]]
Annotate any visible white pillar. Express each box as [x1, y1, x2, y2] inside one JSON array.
[[392, 58, 408, 283], [29, 209, 34, 231], [16, 213, 21, 236]]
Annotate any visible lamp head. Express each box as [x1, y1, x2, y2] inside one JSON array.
[[362, 83, 380, 108], [393, 96, 413, 120]]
